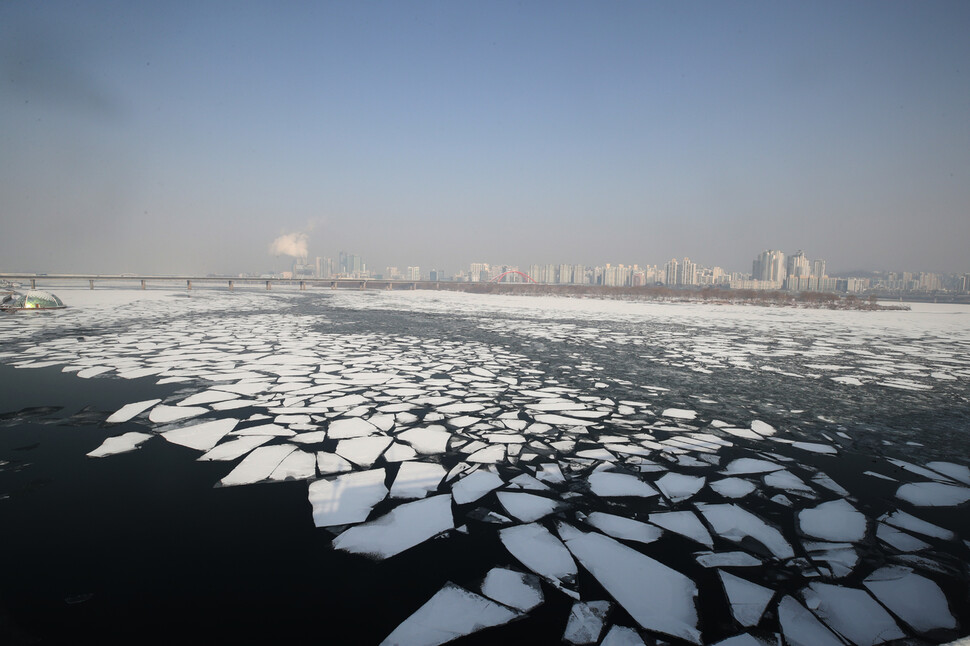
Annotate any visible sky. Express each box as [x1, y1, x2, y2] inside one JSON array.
[[2, 1, 969, 276]]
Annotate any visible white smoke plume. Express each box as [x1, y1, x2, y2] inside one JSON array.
[[269, 232, 309, 259]]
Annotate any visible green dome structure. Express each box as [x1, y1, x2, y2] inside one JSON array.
[[1, 290, 66, 310]]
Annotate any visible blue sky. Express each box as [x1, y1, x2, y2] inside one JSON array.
[[2, 1, 968, 274]]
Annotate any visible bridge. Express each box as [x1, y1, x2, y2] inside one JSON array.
[[0, 273, 538, 292]]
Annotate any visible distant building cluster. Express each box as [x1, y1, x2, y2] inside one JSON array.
[[271, 248, 970, 296]]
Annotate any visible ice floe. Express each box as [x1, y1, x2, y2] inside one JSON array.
[[563, 600, 611, 645], [777, 595, 843, 646], [161, 418, 238, 452], [863, 566, 957, 633], [105, 399, 161, 424], [648, 511, 713, 548], [557, 522, 701, 644], [587, 471, 658, 498], [802, 581, 905, 645], [896, 481, 970, 506], [584, 512, 662, 544], [797, 499, 867, 542], [698, 503, 794, 559], [333, 494, 454, 559], [498, 522, 577, 589], [390, 462, 446, 499], [480, 567, 543, 612], [496, 491, 561, 522], [87, 431, 153, 457], [718, 570, 774, 628], [308, 469, 387, 527], [380, 581, 521, 646]]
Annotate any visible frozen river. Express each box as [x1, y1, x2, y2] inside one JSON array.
[[1, 287, 968, 645]]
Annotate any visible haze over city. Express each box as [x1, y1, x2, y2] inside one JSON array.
[[2, 2, 969, 276]]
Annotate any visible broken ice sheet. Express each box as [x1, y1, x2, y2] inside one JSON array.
[[710, 477, 757, 499], [198, 435, 272, 461], [695, 551, 761, 568], [721, 458, 783, 475], [334, 436, 392, 467], [880, 509, 954, 540], [797, 499, 867, 542], [498, 522, 577, 589], [380, 581, 521, 646], [697, 503, 794, 559], [496, 491, 562, 522], [557, 522, 701, 645], [308, 468, 387, 527], [563, 600, 612, 645], [585, 512, 662, 545], [105, 399, 161, 424], [777, 595, 843, 646], [86, 432, 153, 457], [718, 570, 774, 628], [802, 582, 905, 645], [479, 567, 544, 612], [863, 565, 957, 633], [389, 462, 446, 499], [332, 494, 453, 559], [268, 449, 316, 481], [218, 444, 297, 487], [587, 471, 658, 498], [655, 472, 705, 502], [896, 481, 970, 506], [161, 418, 238, 452], [451, 469, 503, 505], [648, 511, 713, 548], [600, 625, 646, 646], [148, 404, 208, 424]]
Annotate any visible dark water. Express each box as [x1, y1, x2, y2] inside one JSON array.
[[1, 293, 968, 645]]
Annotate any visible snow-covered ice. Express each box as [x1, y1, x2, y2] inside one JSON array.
[[557, 522, 701, 644], [87, 431, 153, 457], [380, 581, 521, 646], [308, 469, 388, 527], [797, 499, 867, 542], [333, 494, 454, 559]]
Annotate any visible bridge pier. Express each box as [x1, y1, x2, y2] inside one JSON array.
[[266, 280, 272, 290], [141, 279, 146, 290], [186, 280, 192, 290], [30, 279, 36, 290], [228, 280, 234, 291], [89, 279, 94, 290]]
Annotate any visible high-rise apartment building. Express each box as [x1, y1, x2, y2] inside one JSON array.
[[753, 250, 787, 284]]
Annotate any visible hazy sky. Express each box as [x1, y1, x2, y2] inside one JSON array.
[[2, 1, 968, 275]]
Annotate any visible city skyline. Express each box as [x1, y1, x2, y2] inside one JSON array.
[[2, 3, 969, 275]]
